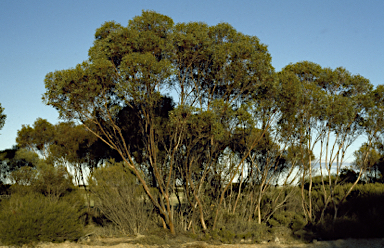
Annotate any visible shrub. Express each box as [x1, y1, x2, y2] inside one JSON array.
[[33, 164, 74, 199], [311, 183, 384, 239], [248, 223, 270, 242], [10, 162, 75, 200], [0, 193, 84, 245], [268, 211, 305, 231], [89, 161, 154, 235]]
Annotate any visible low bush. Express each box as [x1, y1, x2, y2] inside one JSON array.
[[89, 161, 154, 235], [268, 211, 306, 232], [207, 216, 270, 243], [0, 193, 84, 245], [310, 183, 384, 240]]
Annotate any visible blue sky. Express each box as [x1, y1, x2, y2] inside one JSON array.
[[0, 0, 383, 162]]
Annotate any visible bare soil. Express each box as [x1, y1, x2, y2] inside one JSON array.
[[3, 237, 384, 248]]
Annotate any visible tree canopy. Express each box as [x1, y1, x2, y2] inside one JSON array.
[[42, 10, 276, 234]]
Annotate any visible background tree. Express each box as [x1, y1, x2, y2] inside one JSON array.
[[359, 85, 384, 183], [49, 122, 97, 186], [0, 103, 5, 132], [353, 143, 381, 183], [0, 146, 35, 186], [16, 118, 55, 159]]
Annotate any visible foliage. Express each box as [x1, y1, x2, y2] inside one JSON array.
[[16, 119, 101, 187], [0, 192, 84, 245], [0, 103, 5, 132], [211, 213, 271, 243], [21, 9, 383, 240], [7, 148, 75, 198], [0, 151, 85, 245], [89, 160, 154, 235], [314, 183, 384, 239], [268, 211, 306, 232], [353, 143, 382, 182], [43, 10, 274, 234], [0, 146, 37, 183], [16, 118, 55, 159], [339, 168, 359, 184], [33, 163, 75, 199]]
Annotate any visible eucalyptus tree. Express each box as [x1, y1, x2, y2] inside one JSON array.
[[16, 118, 55, 159], [44, 11, 179, 233], [347, 85, 384, 184], [355, 85, 384, 183], [353, 143, 381, 183], [278, 61, 325, 223], [170, 21, 275, 230], [16, 119, 97, 181], [230, 128, 287, 224], [315, 67, 373, 223], [225, 71, 313, 225], [0, 146, 36, 184], [43, 11, 275, 233], [279, 62, 374, 223], [49, 122, 97, 186]]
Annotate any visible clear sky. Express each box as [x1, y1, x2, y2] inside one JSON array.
[[0, 0, 383, 162]]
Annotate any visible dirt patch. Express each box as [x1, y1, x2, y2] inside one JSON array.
[[2, 238, 384, 248]]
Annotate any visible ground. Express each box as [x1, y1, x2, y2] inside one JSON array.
[[3, 238, 384, 248]]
